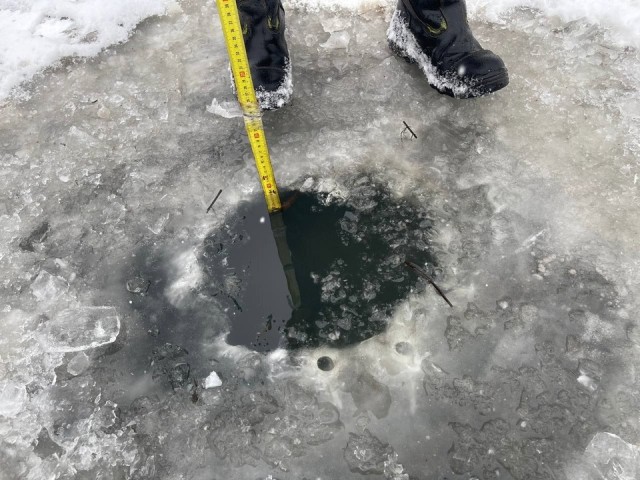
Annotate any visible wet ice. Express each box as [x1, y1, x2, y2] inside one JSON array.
[[1, 0, 640, 479]]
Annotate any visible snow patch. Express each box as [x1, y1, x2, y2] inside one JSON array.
[[0, 0, 178, 101]]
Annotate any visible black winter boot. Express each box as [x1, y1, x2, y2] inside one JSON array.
[[387, 0, 508, 98], [237, 0, 292, 110]]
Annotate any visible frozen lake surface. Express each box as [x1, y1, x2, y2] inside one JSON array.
[[1, 0, 640, 479]]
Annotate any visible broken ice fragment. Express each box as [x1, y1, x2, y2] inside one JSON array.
[[30, 270, 69, 303], [584, 432, 640, 479], [67, 351, 91, 376], [0, 381, 27, 418], [577, 374, 598, 392], [206, 98, 242, 118], [204, 370, 222, 389], [41, 306, 120, 352], [344, 430, 394, 474]]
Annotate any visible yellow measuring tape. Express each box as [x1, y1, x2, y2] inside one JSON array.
[[216, 0, 282, 213]]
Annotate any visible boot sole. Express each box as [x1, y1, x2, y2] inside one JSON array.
[[386, 10, 508, 99]]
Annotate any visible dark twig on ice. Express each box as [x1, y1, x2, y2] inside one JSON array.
[[402, 121, 418, 140], [404, 260, 453, 308], [206, 189, 223, 213]]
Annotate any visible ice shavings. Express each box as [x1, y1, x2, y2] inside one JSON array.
[[0, 0, 178, 100], [39, 306, 120, 353]]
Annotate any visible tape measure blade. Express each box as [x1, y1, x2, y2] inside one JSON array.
[[215, 0, 282, 213]]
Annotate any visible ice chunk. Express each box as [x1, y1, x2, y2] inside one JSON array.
[[41, 306, 120, 353], [384, 452, 410, 480], [344, 430, 394, 474], [206, 98, 242, 119], [30, 270, 68, 303], [0, 381, 27, 417], [577, 374, 598, 392], [584, 432, 640, 480], [203, 370, 222, 389], [67, 352, 91, 376]]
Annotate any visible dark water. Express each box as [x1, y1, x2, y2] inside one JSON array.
[[200, 185, 438, 351]]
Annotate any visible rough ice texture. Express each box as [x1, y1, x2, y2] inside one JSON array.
[[40, 306, 120, 353], [0, 381, 27, 417], [2, 0, 638, 101], [467, 0, 640, 47], [286, 0, 640, 48], [0, 1, 640, 478], [0, 0, 178, 100], [581, 433, 640, 480]]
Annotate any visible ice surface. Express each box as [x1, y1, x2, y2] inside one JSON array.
[[1, 0, 640, 478], [40, 306, 120, 353]]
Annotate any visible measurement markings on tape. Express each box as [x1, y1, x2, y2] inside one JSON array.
[[216, 0, 282, 213]]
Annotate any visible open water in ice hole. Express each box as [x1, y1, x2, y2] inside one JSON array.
[[201, 187, 438, 351]]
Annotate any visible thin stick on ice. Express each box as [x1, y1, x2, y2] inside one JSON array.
[[404, 260, 453, 308]]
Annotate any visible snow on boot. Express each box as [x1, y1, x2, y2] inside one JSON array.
[[387, 0, 509, 98], [237, 0, 292, 110]]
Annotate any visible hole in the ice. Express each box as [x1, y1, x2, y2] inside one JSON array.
[[317, 356, 335, 371], [395, 341, 413, 356], [201, 182, 438, 352]]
